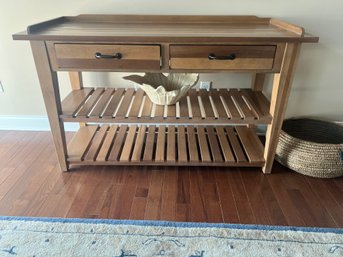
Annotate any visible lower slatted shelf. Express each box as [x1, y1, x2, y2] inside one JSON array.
[[67, 124, 265, 167]]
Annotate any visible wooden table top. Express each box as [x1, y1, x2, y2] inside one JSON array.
[[13, 15, 318, 43]]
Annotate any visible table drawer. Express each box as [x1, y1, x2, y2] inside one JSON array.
[[170, 45, 276, 70], [53, 44, 161, 70]]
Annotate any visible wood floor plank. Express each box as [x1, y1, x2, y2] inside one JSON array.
[[214, 169, 240, 223], [1, 131, 343, 228], [160, 168, 178, 221], [110, 167, 138, 219], [226, 170, 256, 224], [189, 169, 207, 222], [176, 168, 191, 222], [239, 170, 279, 225], [197, 167, 223, 223], [144, 170, 165, 220]]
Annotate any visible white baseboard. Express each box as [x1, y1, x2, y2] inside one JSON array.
[[0, 115, 341, 132], [0, 116, 79, 131]]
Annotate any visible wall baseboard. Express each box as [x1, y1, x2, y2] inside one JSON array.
[[0, 116, 79, 131], [0, 115, 342, 133]]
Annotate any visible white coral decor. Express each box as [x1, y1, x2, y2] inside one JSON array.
[[123, 73, 199, 105]]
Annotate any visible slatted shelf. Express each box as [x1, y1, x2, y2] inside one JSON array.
[[61, 87, 272, 124], [67, 124, 265, 167]]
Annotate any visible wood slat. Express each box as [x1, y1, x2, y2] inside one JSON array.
[[128, 89, 145, 117], [179, 96, 189, 118], [77, 88, 104, 117], [210, 90, 228, 119], [68, 125, 98, 161], [230, 89, 256, 120], [96, 125, 118, 161], [155, 126, 166, 162], [120, 125, 137, 161], [84, 125, 109, 161], [89, 89, 114, 117], [242, 89, 271, 117], [197, 127, 211, 162], [225, 127, 247, 162], [115, 88, 135, 117], [216, 127, 235, 163], [62, 88, 94, 116], [154, 104, 164, 117], [235, 126, 264, 163], [220, 89, 242, 119], [107, 125, 128, 161], [188, 90, 201, 118], [143, 126, 156, 161], [199, 89, 215, 118], [187, 126, 199, 162], [131, 125, 147, 162], [102, 88, 125, 117], [141, 96, 153, 117], [206, 127, 223, 162], [167, 105, 176, 118], [167, 126, 176, 162], [177, 126, 188, 162]]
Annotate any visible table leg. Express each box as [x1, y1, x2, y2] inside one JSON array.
[[30, 41, 68, 171], [68, 72, 86, 127], [249, 73, 266, 130], [263, 43, 301, 174]]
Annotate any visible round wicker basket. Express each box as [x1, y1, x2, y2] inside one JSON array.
[[276, 118, 343, 178]]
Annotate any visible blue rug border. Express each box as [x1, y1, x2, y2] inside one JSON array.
[[0, 216, 342, 235]]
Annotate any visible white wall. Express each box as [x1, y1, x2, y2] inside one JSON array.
[[0, 0, 342, 127]]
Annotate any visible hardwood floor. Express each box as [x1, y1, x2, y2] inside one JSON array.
[[0, 130, 342, 228]]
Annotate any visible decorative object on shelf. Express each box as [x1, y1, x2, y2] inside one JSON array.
[[276, 118, 343, 178], [123, 73, 199, 105]]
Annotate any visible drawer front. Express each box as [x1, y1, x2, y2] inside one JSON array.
[[54, 44, 161, 70], [170, 45, 276, 70]]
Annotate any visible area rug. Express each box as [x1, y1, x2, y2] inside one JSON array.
[[0, 217, 342, 256]]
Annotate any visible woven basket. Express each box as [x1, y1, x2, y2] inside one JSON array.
[[276, 118, 343, 178]]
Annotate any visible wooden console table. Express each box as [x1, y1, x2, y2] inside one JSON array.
[[13, 15, 318, 173]]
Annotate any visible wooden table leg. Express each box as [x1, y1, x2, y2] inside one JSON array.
[[251, 73, 266, 91], [263, 43, 301, 174], [249, 73, 266, 130], [30, 41, 69, 171], [68, 72, 86, 127]]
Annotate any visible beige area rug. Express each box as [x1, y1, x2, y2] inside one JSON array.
[[0, 217, 342, 256]]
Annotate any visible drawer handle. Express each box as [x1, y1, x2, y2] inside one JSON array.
[[95, 52, 122, 59], [208, 53, 236, 60]]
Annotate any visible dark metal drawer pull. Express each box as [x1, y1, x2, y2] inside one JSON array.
[[208, 53, 236, 60], [95, 52, 122, 59]]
